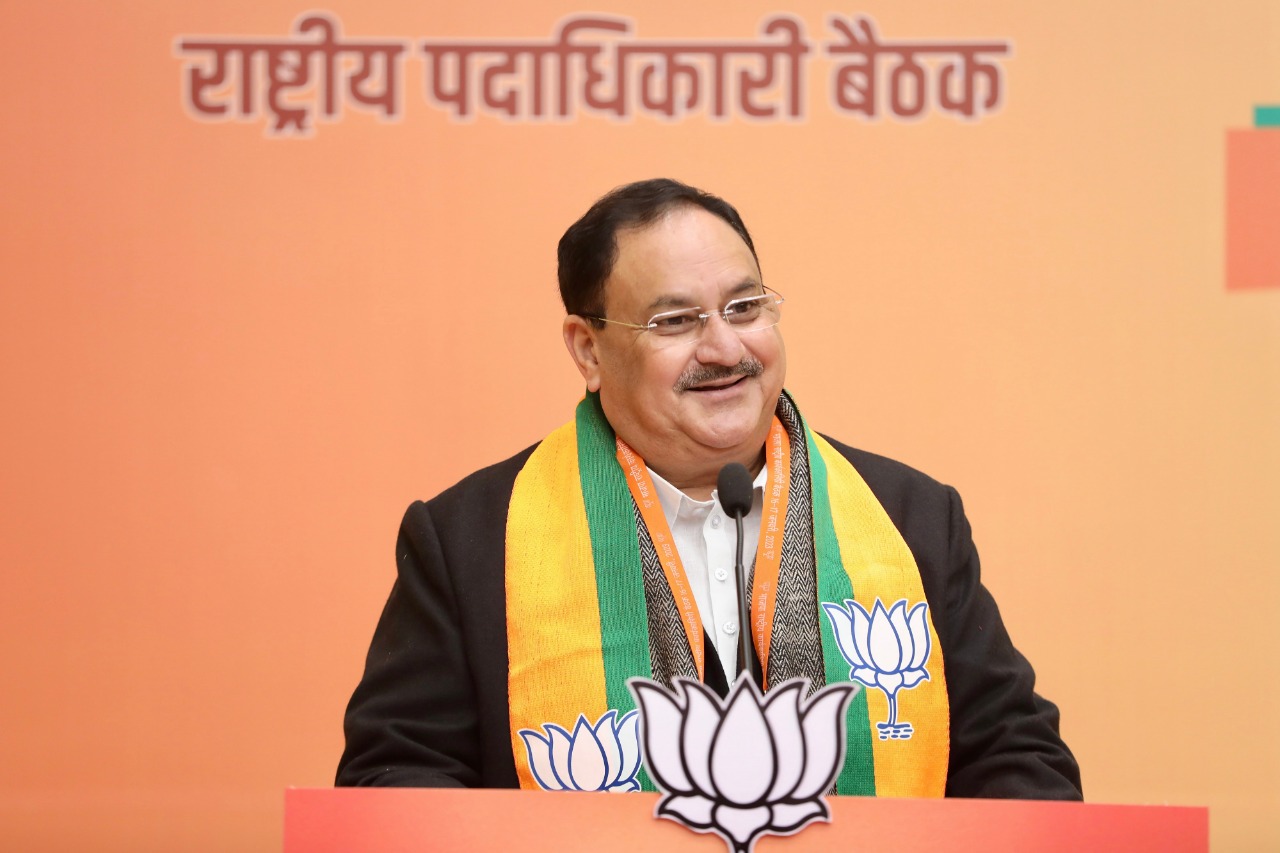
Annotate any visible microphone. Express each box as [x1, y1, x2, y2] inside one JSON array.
[[717, 463, 754, 519], [717, 463, 757, 686]]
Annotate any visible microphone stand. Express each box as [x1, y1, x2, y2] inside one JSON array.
[[731, 509, 755, 686], [718, 462, 761, 689]]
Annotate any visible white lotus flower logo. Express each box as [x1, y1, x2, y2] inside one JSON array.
[[630, 676, 858, 853], [822, 598, 932, 739], [518, 709, 641, 792]]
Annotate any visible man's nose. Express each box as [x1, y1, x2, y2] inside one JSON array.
[[694, 312, 746, 365]]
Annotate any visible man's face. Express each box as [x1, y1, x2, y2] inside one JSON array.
[[567, 205, 786, 482]]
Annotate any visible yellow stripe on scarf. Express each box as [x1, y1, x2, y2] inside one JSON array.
[[816, 435, 951, 798], [506, 420, 609, 789]]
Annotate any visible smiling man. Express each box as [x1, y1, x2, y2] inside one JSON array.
[[562, 197, 784, 500], [337, 179, 1083, 800]]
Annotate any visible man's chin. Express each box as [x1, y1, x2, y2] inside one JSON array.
[[683, 411, 771, 454]]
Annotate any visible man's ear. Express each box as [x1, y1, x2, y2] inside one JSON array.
[[563, 315, 603, 392]]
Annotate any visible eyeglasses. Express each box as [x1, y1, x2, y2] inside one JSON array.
[[587, 288, 785, 348]]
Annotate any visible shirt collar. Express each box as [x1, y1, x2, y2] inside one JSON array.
[[649, 463, 769, 521]]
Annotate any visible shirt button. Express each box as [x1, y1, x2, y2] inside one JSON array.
[[714, 568, 728, 582], [710, 516, 721, 529], [722, 620, 738, 635]]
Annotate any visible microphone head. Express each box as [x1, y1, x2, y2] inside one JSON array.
[[716, 463, 755, 519]]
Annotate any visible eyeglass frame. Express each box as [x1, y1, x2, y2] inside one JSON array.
[[583, 286, 785, 339]]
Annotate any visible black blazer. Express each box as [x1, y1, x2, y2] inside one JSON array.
[[337, 436, 1082, 799]]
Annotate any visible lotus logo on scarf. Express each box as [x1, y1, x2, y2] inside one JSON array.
[[518, 709, 642, 792], [823, 597, 932, 740], [629, 675, 858, 853]]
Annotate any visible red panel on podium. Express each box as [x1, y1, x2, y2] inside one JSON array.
[[284, 788, 1207, 852]]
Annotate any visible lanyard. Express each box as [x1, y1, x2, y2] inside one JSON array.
[[614, 419, 790, 685]]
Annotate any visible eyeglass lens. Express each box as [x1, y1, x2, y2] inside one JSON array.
[[645, 294, 781, 345]]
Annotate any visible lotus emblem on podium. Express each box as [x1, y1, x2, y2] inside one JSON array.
[[630, 675, 858, 853]]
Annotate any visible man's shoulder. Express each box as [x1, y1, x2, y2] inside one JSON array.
[[396, 443, 542, 556], [819, 434, 949, 490], [417, 442, 541, 516], [817, 434, 957, 528]]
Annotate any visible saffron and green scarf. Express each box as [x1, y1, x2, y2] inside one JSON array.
[[505, 391, 950, 796]]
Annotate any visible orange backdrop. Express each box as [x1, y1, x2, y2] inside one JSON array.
[[2, 1, 1277, 850]]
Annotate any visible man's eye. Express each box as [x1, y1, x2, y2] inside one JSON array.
[[650, 312, 699, 333], [724, 299, 764, 322]]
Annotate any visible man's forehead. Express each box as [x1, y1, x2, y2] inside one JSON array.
[[642, 279, 762, 312], [606, 208, 761, 311]]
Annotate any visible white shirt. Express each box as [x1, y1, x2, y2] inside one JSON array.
[[648, 465, 768, 680]]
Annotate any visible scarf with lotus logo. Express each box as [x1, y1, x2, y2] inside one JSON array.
[[504, 391, 950, 796]]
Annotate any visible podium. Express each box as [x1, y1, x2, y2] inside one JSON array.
[[284, 788, 1208, 852]]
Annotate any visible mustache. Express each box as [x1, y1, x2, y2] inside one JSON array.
[[676, 357, 764, 391]]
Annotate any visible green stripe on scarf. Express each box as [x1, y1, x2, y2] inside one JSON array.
[[575, 394, 656, 790], [807, 423, 878, 796]]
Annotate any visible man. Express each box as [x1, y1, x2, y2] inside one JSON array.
[[337, 178, 1082, 799]]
